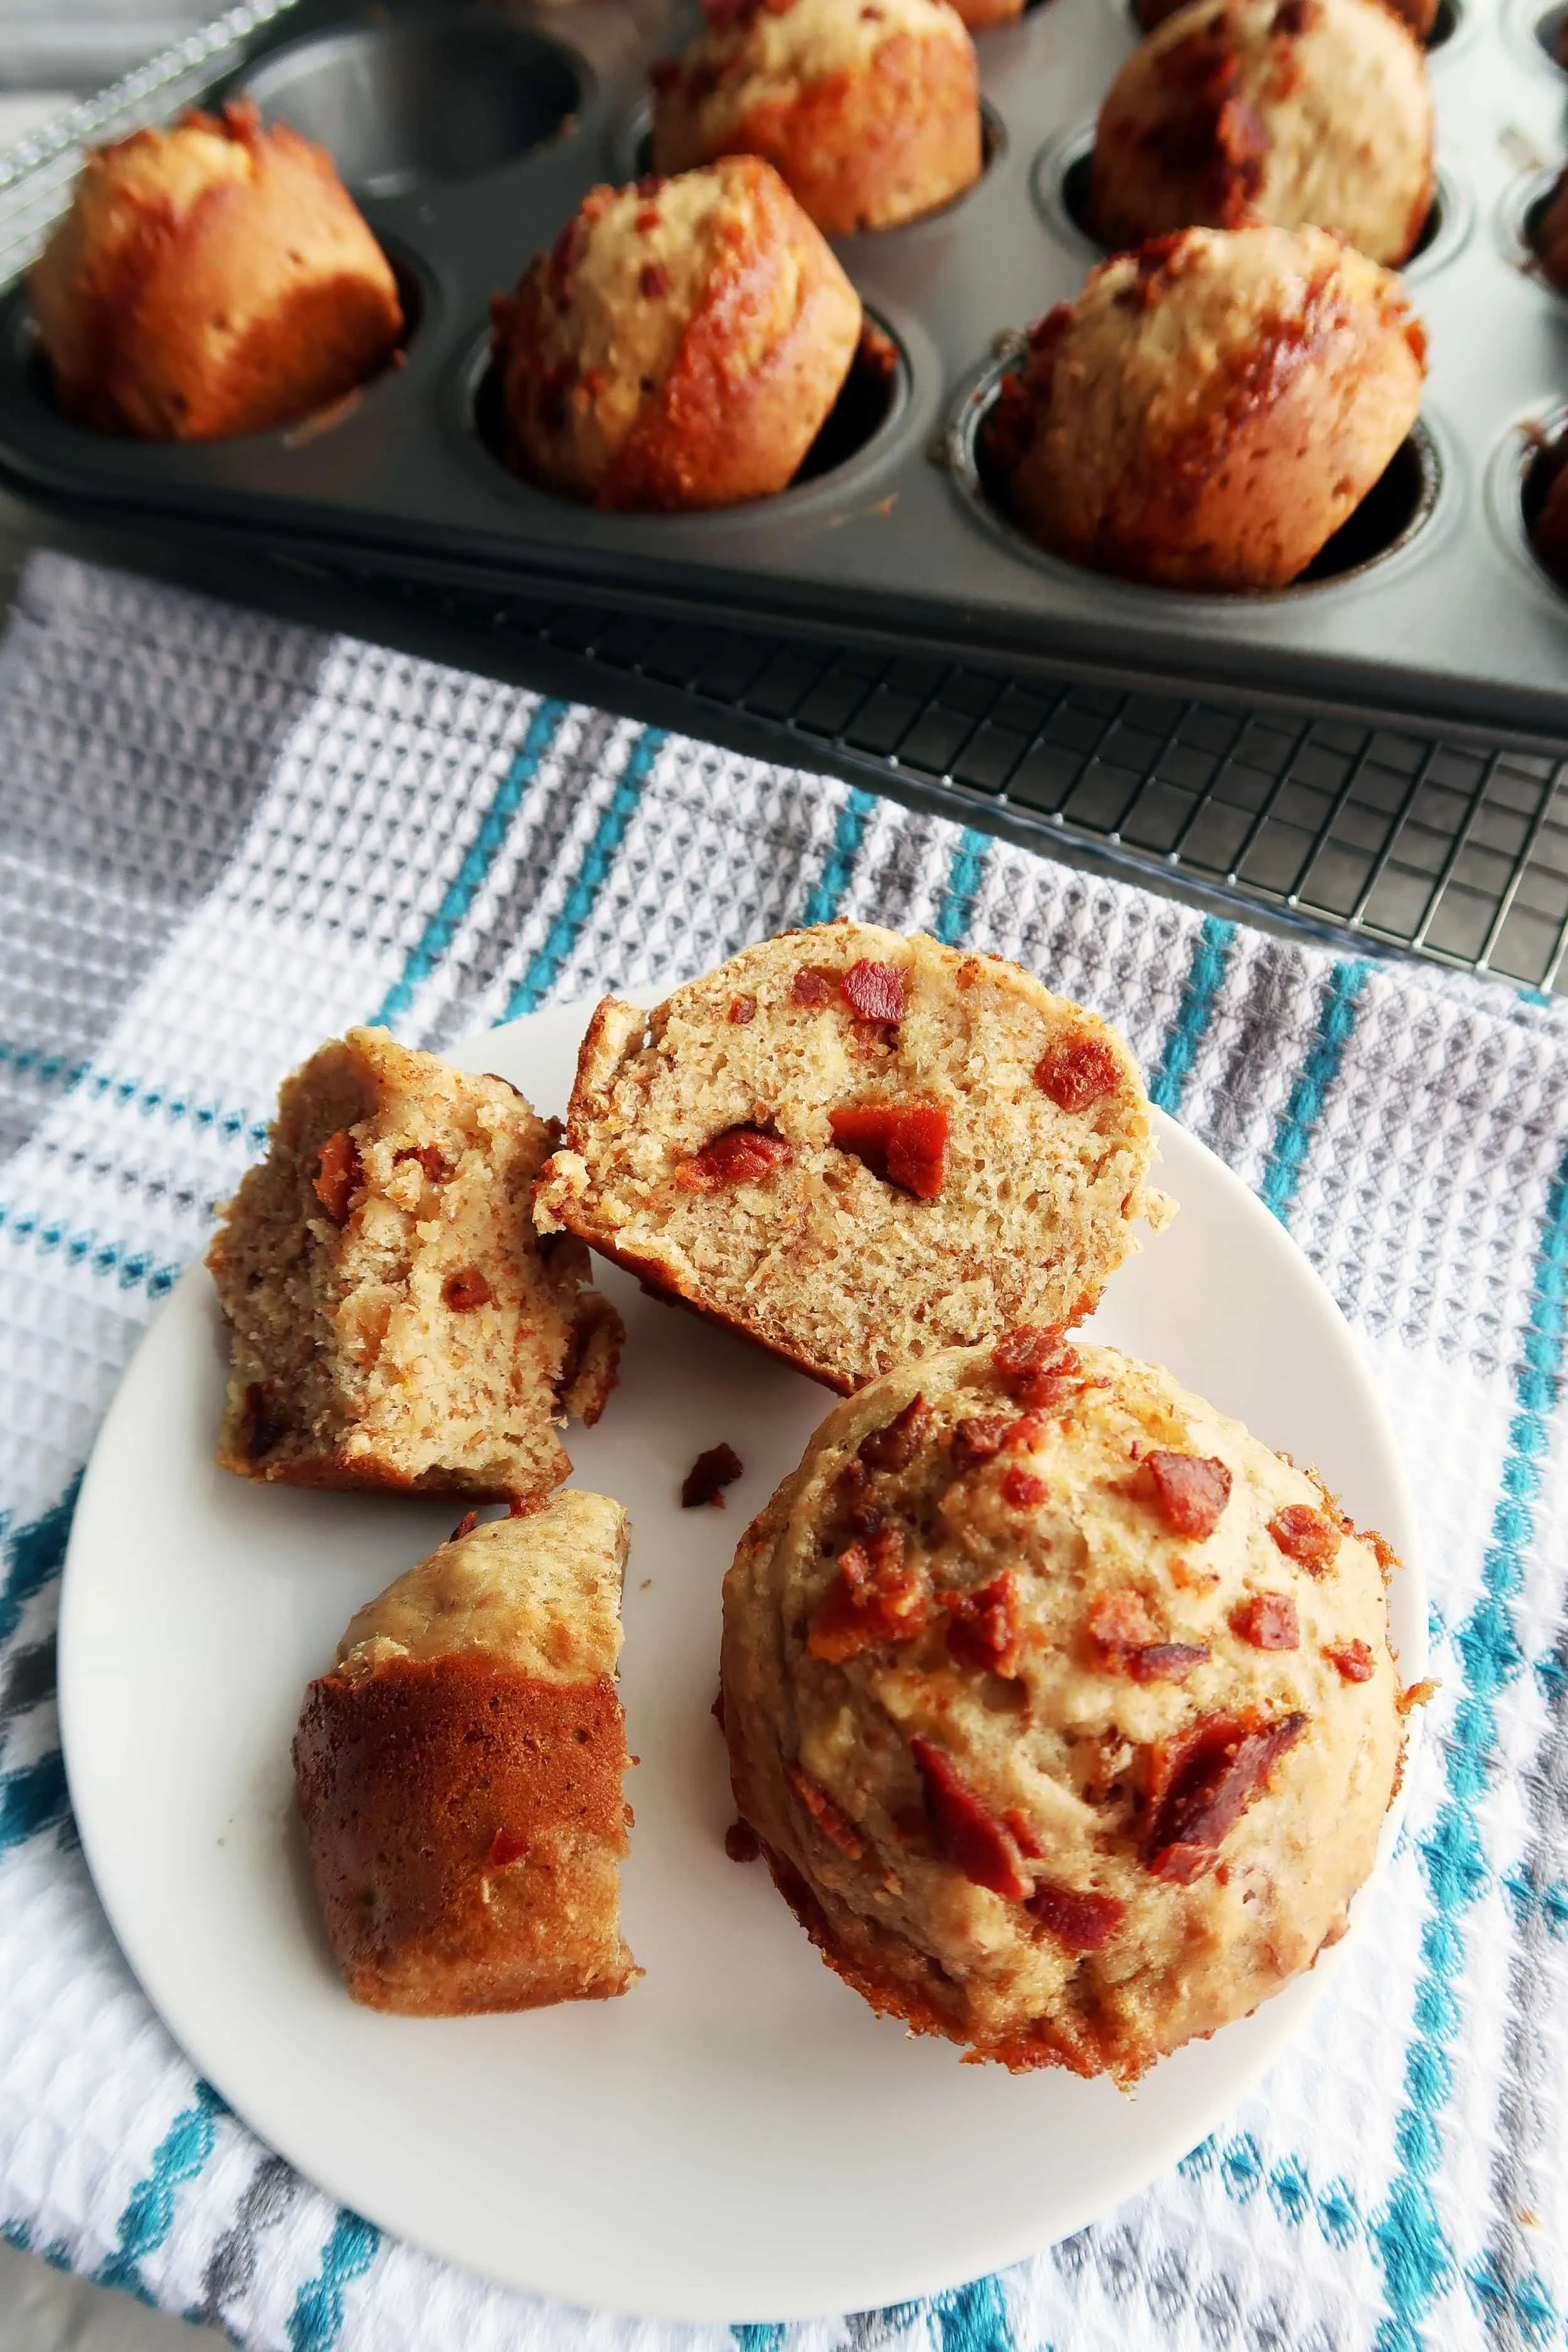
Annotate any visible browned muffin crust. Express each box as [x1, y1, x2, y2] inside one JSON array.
[[1091, 0, 1433, 268], [491, 156, 861, 509], [985, 225, 1427, 591], [951, 0, 1025, 24], [1139, 0, 1436, 31], [294, 1492, 637, 2015], [1532, 164, 1568, 294], [30, 100, 401, 440], [207, 1026, 621, 1501], [651, 0, 982, 236], [295, 1655, 633, 2013]]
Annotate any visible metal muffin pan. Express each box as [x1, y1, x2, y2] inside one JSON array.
[[3, 0, 1568, 730]]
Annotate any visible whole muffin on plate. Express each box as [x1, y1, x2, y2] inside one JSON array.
[[1092, 0, 1433, 268], [721, 1335, 1407, 2082], [29, 101, 402, 440], [490, 157, 862, 509], [650, 0, 982, 236], [983, 224, 1427, 591], [533, 920, 1170, 1393]]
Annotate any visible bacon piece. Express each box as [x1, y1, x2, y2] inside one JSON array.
[[633, 204, 662, 231], [507, 1496, 534, 1518], [858, 1392, 932, 1470], [1002, 1806, 1044, 1858], [638, 261, 670, 299], [1002, 1466, 1048, 1508], [940, 1571, 1022, 1677], [242, 1380, 289, 1459], [1126, 1641, 1210, 1683], [808, 1527, 927, 1661], [1143, 1710, 1308, 1883], [829, 1099, 948, 1199], [1029, 1878, 1126, 1951], [791, 968, 832, 1005], [442, 1268, 492, 1312], [1268, 1503, 1342, 1572], [953, 1414, 1010, 1468], [1325, 1638, 1374, 1683], [728, 994, 756, 1024], [992, 1326, 1081, 1409], [675, 1123, 791, 1190], [1034, 1033, 1121, 1113], [1088, 1587, 1158, 1657], [724, 1820, 760, 1863], [450, 1509, 480, 1542], [842, 959, 904, 1024], [394, 1143, 447, 1182], [487, 1828, 529, 1866], [909, 1737, 1030, 1900], [313, 1128, 362, 1223], [1399, 1678, 1438, 1714], [1231, 1593, 1300, 1650], [1147, 1450, 1232, 1538], [785, 1760, 864, 1860], [681, 1441, 743, 1508]]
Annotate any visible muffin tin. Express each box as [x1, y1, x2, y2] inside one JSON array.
[[2, 0, 1568, 732]]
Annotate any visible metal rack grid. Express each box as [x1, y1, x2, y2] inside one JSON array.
[[349, 571, 1568, 996]]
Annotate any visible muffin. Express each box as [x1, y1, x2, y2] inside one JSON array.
[[490, 157, 862, 509], [29, 101, 402, 440], [207, 1027, 622, 1502], [1527, 444, 1568, 586], [533, 921, 1170, 1394], [953, 0, 1025, 24], [721, 1335, 1406, 2082], [650, 0, 982, 236], [295, 1492, 637, 2013], [1092, 0, 1433, 268], [984, 225, 1427, 591], [1138, 0, 1438, 37]]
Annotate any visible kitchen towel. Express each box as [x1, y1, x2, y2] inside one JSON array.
[[0, 547, 1564, 2352]]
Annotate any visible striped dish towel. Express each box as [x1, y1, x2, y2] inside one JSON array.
[[1, 548, 1565, 2352]]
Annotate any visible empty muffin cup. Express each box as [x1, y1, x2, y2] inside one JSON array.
[[240, 17, 586, 197]]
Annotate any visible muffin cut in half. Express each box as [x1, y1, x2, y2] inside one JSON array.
[[721, 1335, 1407, 2082], [533, 922, 1169, 1394], [490, 157, 862, 511], [1091, 0, 1433, 269], [207, 1027, 621, 1500], [983, 225, 1428, 591], [30, 100, 402, 441], [651, 0, 982, 236], [295, 1492, 637, 2013]]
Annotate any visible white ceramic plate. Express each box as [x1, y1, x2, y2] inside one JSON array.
[[59, 999, 1424, 2324]]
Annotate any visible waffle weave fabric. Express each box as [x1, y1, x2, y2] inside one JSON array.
[[0, 548, 1565, 2352]]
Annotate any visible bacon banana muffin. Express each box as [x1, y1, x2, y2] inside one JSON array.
[[295, 1492, 637, 2014], [30, 101, 401, 440], [207, 1027, 621, 1502], [983, 225, 1427, 591], [533, 922, 1168, 1394], [721, 1336, 1406, 2082], [490, 157, 861, 509], [650, 0, 982, 236], [1092, 0, 1433, 268]]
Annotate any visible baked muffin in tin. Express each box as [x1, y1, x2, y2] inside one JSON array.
[[983, 224, 1428, 592], [490, 157, 862, 509], [651, 0, 983, 236], [1093, 0, 1433, 269]]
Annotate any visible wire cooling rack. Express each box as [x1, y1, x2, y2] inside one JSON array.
[[6, 0, 1568, 997], [332, 569, 1568, 997]]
